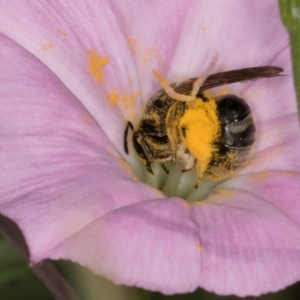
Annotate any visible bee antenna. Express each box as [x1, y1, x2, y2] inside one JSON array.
[[153, 53, 219, 102], [152, 70, 194, 102]]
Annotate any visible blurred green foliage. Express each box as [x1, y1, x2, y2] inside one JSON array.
[[280, 0, 300, 115], [0, 236, 54, 300]]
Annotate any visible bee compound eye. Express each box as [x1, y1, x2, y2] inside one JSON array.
[[217, 94, 251, 124]]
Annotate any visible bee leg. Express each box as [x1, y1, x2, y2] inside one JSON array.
[[124, 121, 134, 154], [193, 161, 204, 189], [193, 176, 202, 189], [160, 163, 169, 174], [181, 167, 192, 173], [131, 130, 155, 175], [145, 161, 154, 175]]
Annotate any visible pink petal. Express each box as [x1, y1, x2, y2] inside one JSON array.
[[0, 0, 193, 153], [0, 0, 299, 297], [0, 33, 161, 260], [49, 198, 201, 294], [192, 186, 300, 296]]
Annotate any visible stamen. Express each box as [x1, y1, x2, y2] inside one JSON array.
[[162, 165, 182, 196]]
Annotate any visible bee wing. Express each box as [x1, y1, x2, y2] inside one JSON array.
[[199, 66, 284, 91]]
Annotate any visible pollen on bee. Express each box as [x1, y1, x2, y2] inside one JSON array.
[[179, 99, 220, 177]]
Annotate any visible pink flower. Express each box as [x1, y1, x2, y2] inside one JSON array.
[[0, 0, 299, 296]]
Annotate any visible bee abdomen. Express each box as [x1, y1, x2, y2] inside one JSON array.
[[206, 94, 256, 179], [216, 94, 256, 148]]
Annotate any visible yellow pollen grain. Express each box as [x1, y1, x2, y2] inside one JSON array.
[[88, 50, 109, 83], [201, 20, 207, 31], [283, 171, 300, 177], [252, 171, 272, 181], [127, 38, 159, 67], [206, 189, 237, 201], [182, 202, 190, 209], [119, 93, 139, 121], [208, 151, 239, 180], [81, 114, 94, 126], [42, 43, 54, 51], [191, 200, 204, 205], [56, 29, 67, 36], [127, 38, 136, 47], [215, 189, 236, 200], [118, 157, 134, 175], [107, 92, 119, 105], [252, 170, 300, 182], [179, 99, 219, 173], [196, 243, 205, 252]]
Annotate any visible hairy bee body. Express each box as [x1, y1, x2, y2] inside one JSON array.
[[131, 81, 200, 164], [124, 66, 283, 184]]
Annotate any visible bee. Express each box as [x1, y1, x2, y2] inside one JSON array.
[[124, 66, 283, 186]]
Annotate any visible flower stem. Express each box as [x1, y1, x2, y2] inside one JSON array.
[[279, 0, 300, 118], [0, 215, 81, 300]]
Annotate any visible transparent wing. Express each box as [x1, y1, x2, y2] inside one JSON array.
[[199, 66, 284, 91]]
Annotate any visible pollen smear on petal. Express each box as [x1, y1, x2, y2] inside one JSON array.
[[283, 171, 300, 176], [127, 38, 159, 67], [252, 170, 300, 182], [252, 171, 272, 181], [107, 88, 119, 105], [81, 114, 94, 126], [196, 243, 205, 252], [88, 50, 110, 83], [56, 29, 67, 36], [120, 93, 139, 121], [107, 93, 118, 105], [191, 200, 206, 206], [182, 201, 190, 209], [42, 43, 54, 51], [118, 157, 134, 175], [207, 189, 236, 201], [201, 19, 207, 31]]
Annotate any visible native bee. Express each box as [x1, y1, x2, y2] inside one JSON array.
[[124, 66, 283, 186]]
